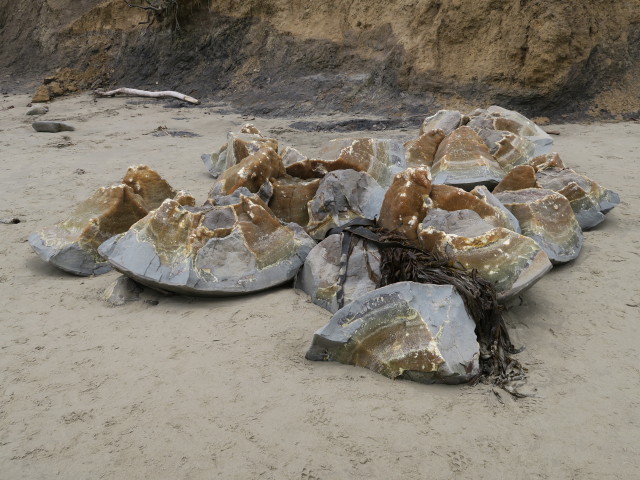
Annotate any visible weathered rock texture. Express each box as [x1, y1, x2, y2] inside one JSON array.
[[306, 282, 480, 385], [6, 1, 637, 118], [495, 188, 584, 264], [431, 127, 504, 190], [306, 170, 385, 240], [204, 131, 278, 178], [98, 195, 316, 296], [28, 165, 178, 276], [29, 185, 150, 276], [534, 168, 620, 230], [296, 234, 380, 313]]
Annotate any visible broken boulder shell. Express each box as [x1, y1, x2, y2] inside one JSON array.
[[431, 126, 504, 190], [285, 138, 406, 188], [492, 165, 539, 193], [296, 234, 380, 313], [378, 167, 433, 241], [417, 224, 552, 301], [204, 131, 278, 178], [306, 281, 480, 385], [476, 129, 536, 172], [534, 167, 620, 230], [419, 110, 464, 136], [208, 146, 284, 199], [495, 188, 584, 264], [306, 169, 385, 240], [268, 175, 321, 226], [29, 184, 151, 276], [403, 129, 446, 168], [98, 195, 316, 296]]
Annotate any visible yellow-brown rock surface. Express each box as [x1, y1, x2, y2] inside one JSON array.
[[404, 129, 446, 168], [493, 165, 540, 193], [268, 176, 321, 226]]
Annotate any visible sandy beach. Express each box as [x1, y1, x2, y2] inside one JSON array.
[[1, 92, 639, 479]]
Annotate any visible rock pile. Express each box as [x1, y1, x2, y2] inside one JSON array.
[[28, 106, 620, 386]]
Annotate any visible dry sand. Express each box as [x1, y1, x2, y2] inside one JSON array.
[[1, 93, 639, 479]]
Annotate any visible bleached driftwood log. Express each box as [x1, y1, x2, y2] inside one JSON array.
[[94, 88, 200, 105]]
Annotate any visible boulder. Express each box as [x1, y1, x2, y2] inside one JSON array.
[[305, 281, 480, 385], [306, 169, 385, 240], [285, 138, 406, 188], [378, 168, 433, 241], [431, 126, 504, 190], [280, 146, 308, 166], [403, 129, 446, 168], [296, 234, 380, 313], [430, 184, 519, 232], [469, 106, 553, 155], [28, 166, 178, 276], [535, 167, 620, 230], [32, 121, 75, 133], [203, 131, 278, 177], [417, 225, 552, 300], [476, 129, 536, 172], [492, 165, 540, 193], [208, 147, 284, 199], [98, 195, 316, 296], [103, 275, 143, 306], [529, 152, 566, 171], [419, 110, 463, 136], [122, 164, 177, 210], [268, 175, 321, 226], [495, 188, 584, 264], [29, 184, 151, 276], [421, 208, 496, 238]]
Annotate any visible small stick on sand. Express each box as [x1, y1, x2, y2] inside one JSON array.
[[94, 88, 200, 105], [545, 130, 561, 135]]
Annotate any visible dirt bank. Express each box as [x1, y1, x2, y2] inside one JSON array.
[[1, 0, 639, 119]]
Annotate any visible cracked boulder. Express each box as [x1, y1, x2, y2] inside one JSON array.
[[495, 188, 584, 264], [285, 138, 406, 188], [431, 126, 505, 190], [268, 175, 321, 227], [306, 169, 385, 240], [475, 129, 536, 172], [29, 185, 152, 276], [378, 168, 433, 241], [534, 167, 620, 230], [417, 222, 552, 301], [98, 195, 316, 296], [492, 165, 540, 193], [296, 234, 381, 313], [404, 129, 446, 168], [306, 281, 480, 385], [29, 166, 177, 276], [419, 110, 464, 136], [208, 146, 284, 200], [203, 129, 278, 178]]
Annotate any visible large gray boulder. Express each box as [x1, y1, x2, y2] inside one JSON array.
[[306, 282, 480, 385], [98, 195, 316, 296]]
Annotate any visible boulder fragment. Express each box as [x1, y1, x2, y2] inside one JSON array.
[[529, 152, 566, 171], [203, 131, 278, 177], [286, 138, 405, 188], [268, 175, 321, 226], [27, 106, 49, 115], [534, 168, 620, 230], [403, 129, 446, 168], [28, 184, 150, 276], [306, 169, 385, 239], [495, 188, 584, 263], [419, 110, 463, 136], [208, 147, 284, 199], [306, 281, 480, 385], [476, 129, 536, 171], [296, 234, 380, 313], [98, 195, 316, 296], [492, 165, 539, 193], [417, 225, 552, 300], [103, 275, 143, 306], [431, 126, 504, 190], [378, 168, 433, 241]]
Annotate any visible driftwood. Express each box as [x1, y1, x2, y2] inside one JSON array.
[[94, 88, 199, 105]]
